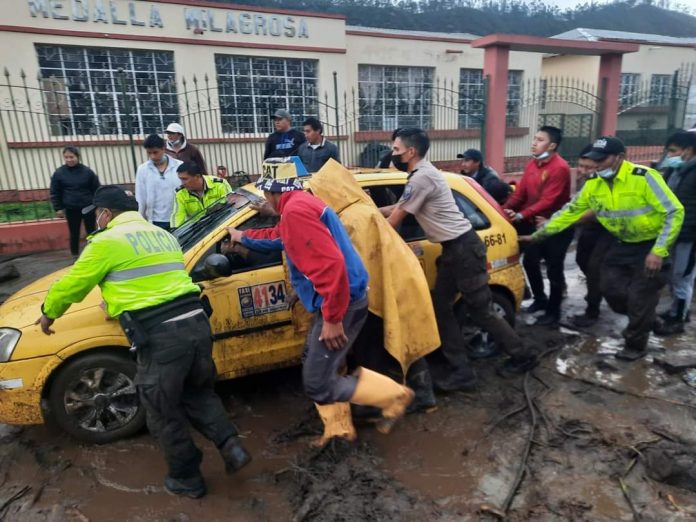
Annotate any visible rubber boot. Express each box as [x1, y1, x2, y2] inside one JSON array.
[[654, 299, 686, 336], [218, 436, 252, 474], [350, 367, 414, 435], [406, 365, 437, 414], [312, 402, 357, 448]]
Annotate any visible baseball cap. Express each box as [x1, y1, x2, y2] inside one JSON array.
[[256, 157, 309, 193], [583, 136, 626, 161], [272, 109, 291, 120], [82, 185, 139, 214], [165, 122, 185, 135], [456, 149, 483, 162]]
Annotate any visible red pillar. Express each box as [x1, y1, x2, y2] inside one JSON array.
[[597, 53, 623, 136], [482, 45, 510, 174]]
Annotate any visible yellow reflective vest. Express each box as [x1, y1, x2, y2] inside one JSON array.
[[171, 175, 232, 228], [43, 211, 200, 319], [533, 160, 684, 257]]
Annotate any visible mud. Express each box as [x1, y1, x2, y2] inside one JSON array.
[[1, 251, 696, 520]]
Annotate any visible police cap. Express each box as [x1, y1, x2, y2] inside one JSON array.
[[83, 185, 139, 215]]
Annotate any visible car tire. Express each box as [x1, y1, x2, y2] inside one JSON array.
[[457, 288, 516, 351], [48, 351, 145, 444]]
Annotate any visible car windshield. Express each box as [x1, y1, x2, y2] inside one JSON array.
[[171, 189, 259, 252]]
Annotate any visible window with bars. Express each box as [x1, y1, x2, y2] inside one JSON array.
[[458, 69, 523, 128], [358, 65, 433, 131], [619, 73, 641, 110], [215, 55, 318, 134], [650, 74, 672, 106], [35, 45, 177, 137]]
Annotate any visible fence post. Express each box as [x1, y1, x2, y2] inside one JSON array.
[[480, 76, 488, 161], [333, 71, 340, 148], [118, 68, 138, 175], [596, 77, 607, 139], [667, 69, 679, 132]]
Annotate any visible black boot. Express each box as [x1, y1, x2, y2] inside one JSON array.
[[654, 299, 686, 336], [406, 365, 437, 414], [498, 354, 538, 378], [219, 436, 252, 474], [165, 474, 207, 498], [524, 299, 548, 314]]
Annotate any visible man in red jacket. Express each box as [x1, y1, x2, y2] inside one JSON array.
[[504, 126, 572, 326]]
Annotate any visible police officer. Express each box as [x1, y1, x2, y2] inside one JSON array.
[[523, 137, 684, 360], [36, 185, 250, 498], [381, 128, 537, 390], [171, 161, 232, 228]]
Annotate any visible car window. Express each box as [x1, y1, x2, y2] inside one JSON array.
[[365, 184, 426, 242], [451, 191, 491, 230]]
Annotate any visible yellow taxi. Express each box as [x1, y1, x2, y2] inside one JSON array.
[[0, 170, 524, 443]]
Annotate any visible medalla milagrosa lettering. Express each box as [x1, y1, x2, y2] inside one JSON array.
[[185, 8, 309, 38]]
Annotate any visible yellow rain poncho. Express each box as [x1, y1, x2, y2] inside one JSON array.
[[308, 159, 440, 373]]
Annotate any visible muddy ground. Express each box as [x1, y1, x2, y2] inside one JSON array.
[[1, 250, 696, 521]]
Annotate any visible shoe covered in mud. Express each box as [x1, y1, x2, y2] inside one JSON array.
[[524, 299, 548, 314], [350, 367, 414, 434], [535, 312, 559, 327], [405, 367, 437, 414], [498, 355, 538, 377], [433, 368, 477, 393], [614, 348, 647, 361], [164, 474, 207, 499], [570, 312, 599, 328], [312, 402, 357, 448], [468, 336, 500, 360], [654, 317, 685, 336], [219, 436, 252, 474]]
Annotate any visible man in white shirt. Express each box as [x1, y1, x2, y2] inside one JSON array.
[[135, 134, 182, 230]]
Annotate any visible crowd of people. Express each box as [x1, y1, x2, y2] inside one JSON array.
[[42, 107, 696, 498]]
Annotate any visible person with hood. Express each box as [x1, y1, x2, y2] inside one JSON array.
[[458, 149, 511, 204], [308, 159, 441, 416], [227, 157, 414, 445], [50, 145, 100, 257], [655, 130, 696, 335], [165, 123, 207, 175]]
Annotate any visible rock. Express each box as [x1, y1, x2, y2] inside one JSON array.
[[653, 354, 696, 374], [0, 263, 19, 283], [643, 442, 696, 492]]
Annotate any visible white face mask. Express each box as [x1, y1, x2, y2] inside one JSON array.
[[596, 168, 615, 179], [533, 151, 551, 161], [96, 209, 109, 231], [168, 139, 182, 147]]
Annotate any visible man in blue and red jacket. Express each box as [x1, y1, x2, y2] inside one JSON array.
[[227, 158, 414, 444]]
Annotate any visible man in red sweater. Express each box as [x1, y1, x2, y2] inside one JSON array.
[[227, 158, 414, 443], [504, 126, 572, 326]]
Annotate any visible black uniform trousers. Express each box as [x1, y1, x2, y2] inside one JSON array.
[[65, 208, 96, 255], [600, 240, 669, 352], [135, 310, 237, 479], [522, 226, 574, 316], [433, 230, 524, 377], [575, 222, 614, 316]]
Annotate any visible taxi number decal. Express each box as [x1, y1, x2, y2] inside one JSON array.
[[484, 233, 507, 248], [238, 281, 287, 318]]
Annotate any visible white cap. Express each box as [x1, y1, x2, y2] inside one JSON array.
[[165, 123, 185, 135]]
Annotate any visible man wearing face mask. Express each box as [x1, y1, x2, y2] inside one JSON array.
[[35, 185, 251, 499], [504, 126, 572, 327], [135, 134, 182, 231], [654, 131, 696, 335], [164, 123, 208, 175], [521, 136, 684, 361], [381, 128, 537, 389]]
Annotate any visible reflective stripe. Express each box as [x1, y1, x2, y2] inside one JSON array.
[[646, 173, 678, 249], [104, 262, 185, 282], [595, 206, 653, 218]]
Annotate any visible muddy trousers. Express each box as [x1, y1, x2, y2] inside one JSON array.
[[302, 297, 369, 404], [433, 230, 524, 376], [667, 241, 696, 320], [522, 226, 574, 316], [135, 311, 238, 479], [64, 208, 96, 256], [575, 224, 614, 316], [600, 245, 668, 352]]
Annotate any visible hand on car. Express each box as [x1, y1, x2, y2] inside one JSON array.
[[644, 253, 663, 278], [35, 314, 55, 335], [319, 320, 349, 350], [226, 227, 244, 243], [251, 201, 278, 217]]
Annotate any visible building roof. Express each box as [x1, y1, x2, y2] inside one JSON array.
[[472, 33, 638, 55], [553, 28, 696, 47], [346, 25, 479, 43]]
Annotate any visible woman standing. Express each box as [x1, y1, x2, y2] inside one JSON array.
[[49, 146, 100, 257]]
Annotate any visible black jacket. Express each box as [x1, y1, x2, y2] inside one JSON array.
[[298, 139, 340, 172], [263, 129, 306, 159], [49, 163, 100, 211], [665, 157, 696, 242], [470, 166, 511, 204]]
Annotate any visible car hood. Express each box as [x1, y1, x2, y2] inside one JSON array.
[[0, 267, 102, 329]]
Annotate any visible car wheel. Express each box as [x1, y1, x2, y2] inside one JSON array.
[[457, 289, 516, 350], [48, 351, 145, 444]]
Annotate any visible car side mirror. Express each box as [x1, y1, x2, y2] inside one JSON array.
[[203, 253, 232, 279]]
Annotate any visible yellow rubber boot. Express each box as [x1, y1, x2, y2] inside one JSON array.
[[312, 402, 357, 448], [350, 367, 415, 435]]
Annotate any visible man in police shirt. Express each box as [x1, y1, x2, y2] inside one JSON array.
[[36, 186, 250, 498], [381, 128, 537, 390]]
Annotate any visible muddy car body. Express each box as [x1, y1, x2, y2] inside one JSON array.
[[0, 170, 524, 443]]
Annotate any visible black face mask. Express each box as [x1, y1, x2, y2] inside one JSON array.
[[391, 153, 409, 172]]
